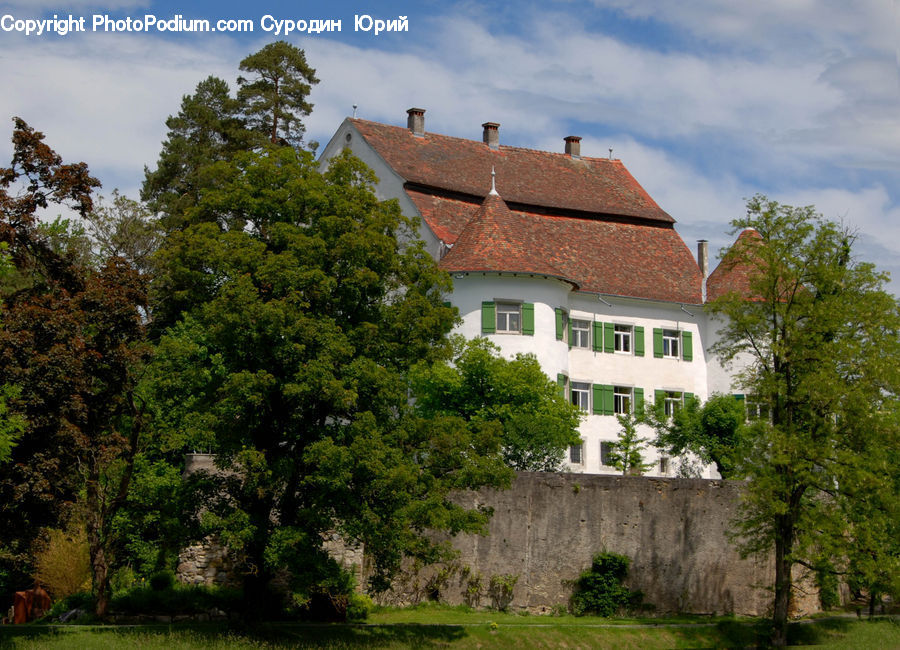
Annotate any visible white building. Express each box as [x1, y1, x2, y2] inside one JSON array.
[[320, 108, 746, 477]]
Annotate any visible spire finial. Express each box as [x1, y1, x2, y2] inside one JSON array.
[[489, 166, 498, 196]]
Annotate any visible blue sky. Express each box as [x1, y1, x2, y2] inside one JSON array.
[[1, 0, 898, 288]]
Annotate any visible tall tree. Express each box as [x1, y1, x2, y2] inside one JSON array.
[[0, 119, 149, 615], [85, 190, 161, 276], [410, 337, 582, 472], [149, 147, 511, 617], [707, 195, 900, 646], [237, 41, 318, 147], [607, 413, 653, 476], [141, 76, 251, 231]]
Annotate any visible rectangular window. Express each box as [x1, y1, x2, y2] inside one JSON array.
[[662, 329, 680, 358], [663, 391, 683, 417], [570, 442, 584, 464], [746, 397, 771, 421], [496, 302, 521, 333], [571, 381, 590, 411], [659, 456, 670, 475], [613, 386, 632, 415], [600, 441, 613, 467], [571, 319, 590, 348], [614, 324, 632, 353]]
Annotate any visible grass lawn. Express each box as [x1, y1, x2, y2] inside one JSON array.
[[1, 606, 898, 648]]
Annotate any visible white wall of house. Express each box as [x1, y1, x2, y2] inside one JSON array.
[[318, 119, 443, 258]]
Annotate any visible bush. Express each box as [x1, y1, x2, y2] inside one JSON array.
[[45, 591, 96, 622], [347, 592, 373, 622], [111, 583, 241, 615], [571, 552, 643, 617], [488, 573, 518, 611], [149, 569, 176, 591], [33, 525, 92, 601]]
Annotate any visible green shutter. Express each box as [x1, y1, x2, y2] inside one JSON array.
[[684, 392, 694, 405], [442, 301, 451, 308], [592, 322, 603, 351], [602, 385, 614, 415], [522, 303, 534, 335], [568, 319, 574, 348], [555, 308, 564, 340], [634, 387, 644, 412], [557, 374, 567, 399], [653, 328, 664, 358], [634, 326, 645, 356], [604, 322, 615, 353], [482, 302, 496, 334], [655, 389, 666, 405], [592, 384, 603, 414], [734, 393, 745, 401], [682, 330, 693, 361]]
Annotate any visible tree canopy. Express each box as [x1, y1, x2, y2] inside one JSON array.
[[409, 337, 583, 472], [707, 194, 900, 646], [148, 146, 512, 615]]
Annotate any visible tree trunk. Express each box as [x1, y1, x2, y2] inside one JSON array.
[[86, 474, 110, 619], [771, 513, 794, 647]]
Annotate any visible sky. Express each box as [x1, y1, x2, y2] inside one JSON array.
[[1, 0, 898, 289]]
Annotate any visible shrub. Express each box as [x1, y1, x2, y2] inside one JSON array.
[[111, 583, 242, 615], [488, 573, 518, 611], [149, 569, 176, 591], [33, 525, 91, 601], [571, 552, 643, 617], [347, 592, 373, 621]]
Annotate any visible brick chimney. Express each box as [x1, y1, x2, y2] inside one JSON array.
[[482, 122, 500, 149], [407, 107, 425, 136], [564, 136, 582, 158]]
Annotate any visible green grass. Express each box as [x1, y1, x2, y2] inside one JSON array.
[[1, 609, 898, 648]]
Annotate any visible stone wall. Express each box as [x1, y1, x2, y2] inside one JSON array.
[[380, 472, 817, 617]]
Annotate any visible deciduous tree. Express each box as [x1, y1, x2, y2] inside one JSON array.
[[409, 337, 583, 472], [148, 147, 511, 617], [707, 195, 900, 646]]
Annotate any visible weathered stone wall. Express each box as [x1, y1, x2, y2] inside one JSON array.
[[381, 472, 817, 617]]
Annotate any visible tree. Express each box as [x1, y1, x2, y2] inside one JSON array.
[[607, 413, 653, 476], [409, 337, 583, 471], [141, 76, 252, 231], [85, 190, 161, 276], [148, 147, 512, 617], [649, 394, 747, 478], [0, 119, 149, 616], [237, 41, 318, 147], [707, 195, 900, 646], [0, 244, 24, 463]]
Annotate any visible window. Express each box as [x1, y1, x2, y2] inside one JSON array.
[[496, 302, 521, 333], [663, 391, 683, 417], [659, 456, 670, 475], [662, 329, 679, 358], [570, 442, 584, 464], [600, 441, 613, 467], [613, 386, 632, 415], [571, 319, 590, 348], [614, 324, 632, 353], [571, 381, 590, 411], [746, 397, 772, 421]]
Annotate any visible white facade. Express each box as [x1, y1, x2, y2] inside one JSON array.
[[320, 118, 741, 478]]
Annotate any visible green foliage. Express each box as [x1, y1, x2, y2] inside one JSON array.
[[571, 552, 642, 617], [85, 190, 161, 276], [410, 337, 583, 471], [147, 146, 512, 617], [237, 41, 319, 147], [607, 413, 654, 476], [33, 524, 92, 600], [149, 569, 176, 591], [347, 591, 374, 622], [110, 583, 242, 616], [488, 573, 519, 611], [648, 393, 747, 478], [707, 194, 900, 645]]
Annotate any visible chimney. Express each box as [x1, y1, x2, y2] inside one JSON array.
[[564, 136, 582, 158], [698, 240, 709, 302], [407, 107, 425, 136], [482, 122, 500, 149]]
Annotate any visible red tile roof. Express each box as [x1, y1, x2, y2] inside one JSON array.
[[350, 119, 674, 223], [440, 192, 575, 286], [348, 116, 703, 304], [706, 229, 764, 301]]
